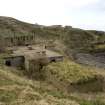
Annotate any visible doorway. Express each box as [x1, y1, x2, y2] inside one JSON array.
[[5, 60, 11, 66]]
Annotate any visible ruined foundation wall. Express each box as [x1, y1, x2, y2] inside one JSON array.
[[4, 34, 36, 47]]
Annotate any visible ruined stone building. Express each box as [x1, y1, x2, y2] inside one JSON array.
[[1, 34, 36, 47], [4, 46, 64, 71], [0, 33, 55, 53]]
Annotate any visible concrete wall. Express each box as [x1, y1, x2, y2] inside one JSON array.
[[5, 56, 25, 68]]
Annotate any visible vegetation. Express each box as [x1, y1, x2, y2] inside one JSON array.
[[0, 16, 101, 53], [0, 61, 105, 105], [0, 16, 105, 104], [0, 66, 80, 105], [44, 60, 100, 83], [0, 65, 105, 105], [79, 100, 105, 105]]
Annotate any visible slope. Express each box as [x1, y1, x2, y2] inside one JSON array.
[[0, 16, 97, 52], [0, 66, 80, 105]]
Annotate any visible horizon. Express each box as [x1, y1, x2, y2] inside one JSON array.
[[1, 16, 104, 32], [0, 0, 104, 31]]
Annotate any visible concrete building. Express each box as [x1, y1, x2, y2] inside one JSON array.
[[5, 56, 25, 68], [4, 46, 64, 70]]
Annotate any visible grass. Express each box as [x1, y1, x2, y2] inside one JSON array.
[[43, 59, 105, 93], [91, 44, 105, 53], [1, 16, 105, 104], [0, 65, 80, 105], [0, 60, 105, 104], [44, 60, 101, 84], [0, 89, 18, 103], [0, 16, 99, 53], [79, 100, 105, 105]]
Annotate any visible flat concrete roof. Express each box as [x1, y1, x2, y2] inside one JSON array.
[[10, 46, 63, 60]]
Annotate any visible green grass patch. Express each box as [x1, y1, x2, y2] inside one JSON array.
[[80, 100, 105, 105], [0, 89, 18, 103], [44, 60, 100, 83]]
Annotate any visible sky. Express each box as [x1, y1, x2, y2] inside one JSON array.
[[0, 0, 104, 31]]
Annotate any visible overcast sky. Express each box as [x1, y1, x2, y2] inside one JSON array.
[[0, 0, 104, 31]]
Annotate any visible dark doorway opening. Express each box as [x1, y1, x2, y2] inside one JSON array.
[[51, 59, 56, 62], [5, 60, 11, 66]]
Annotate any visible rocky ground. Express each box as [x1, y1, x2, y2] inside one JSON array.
[[75, 52, 105, 68]]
